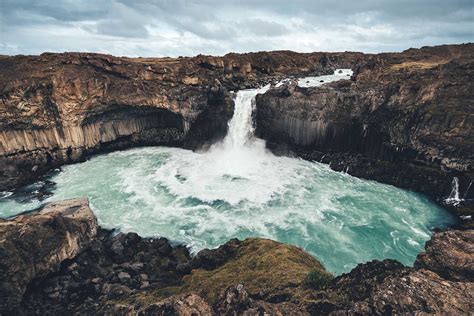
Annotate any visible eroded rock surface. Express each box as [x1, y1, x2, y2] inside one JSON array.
[[415, 229, 474, 281], [0, 198, 97, 312], [110, 293, 213, 315]]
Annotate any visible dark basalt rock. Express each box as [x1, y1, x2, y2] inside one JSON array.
[[0, 198, 97, 313], [415, 229, 474, 281], [191, 238, 241, 270], [22, 227, 194, 314], [255, 43, 474, 223], [0, 199, 473, 315], [214, 284, 306, 315], [0, 50, 365, 191]]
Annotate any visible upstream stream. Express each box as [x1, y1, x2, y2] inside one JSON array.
[[0, 71, 455, 275]]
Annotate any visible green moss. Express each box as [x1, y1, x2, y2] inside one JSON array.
[[304, 269, 333, 289], [179, 238, 329, 304], [106, 238, 333, 308]]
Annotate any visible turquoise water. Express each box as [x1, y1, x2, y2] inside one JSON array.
[[0, 84, 456, 275], [0, 146, 454, 275]]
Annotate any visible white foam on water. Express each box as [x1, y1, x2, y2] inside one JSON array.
[[0, 191, 13, 199], [445, 177, 463, 206], [297, 69, 353, 88]]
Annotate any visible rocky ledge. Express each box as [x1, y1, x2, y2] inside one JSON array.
[[256, 44, 474, 223], [1, 199, 472, 315]]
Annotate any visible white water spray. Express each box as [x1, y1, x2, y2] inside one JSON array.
[[148, 84, 286, 207], [445, 177, 463, 206], [464, 180, 473, 200], [222, 85, 270, 149]]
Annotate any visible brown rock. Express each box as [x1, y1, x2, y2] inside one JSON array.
[[215, 284, 307, 315], [110, 294, 212, 315], [0, 198, 97, 313], [341, 269, 474, 315], [255, 44, 474, 218], [415, 229, 474, 281]]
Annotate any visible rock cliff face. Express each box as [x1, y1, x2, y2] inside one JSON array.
[[0, 51, 365, 190], [256, 44, 474, 221], [1, 199, 472, 315]]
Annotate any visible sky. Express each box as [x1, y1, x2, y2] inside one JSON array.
[[0, 0, 473, 57]]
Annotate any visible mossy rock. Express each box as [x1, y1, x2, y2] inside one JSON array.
[[109, 238, 332, 309], [179, 238, 331, 304], [304, 269, 333, 289]]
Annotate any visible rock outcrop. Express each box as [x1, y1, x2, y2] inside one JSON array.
[[0, 198, 472, 315], [180, 238, 331, 304], [0, 198, 97, 312], [321, 259, 474, 315], [414, 229, 473, 281], [256, 44, 474, 222]]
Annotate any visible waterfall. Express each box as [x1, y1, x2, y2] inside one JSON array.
[[445, 177, 462, 206], [464, 180, 473, 200], [222, 85, 270, 149], [220, 69, 351, 150]]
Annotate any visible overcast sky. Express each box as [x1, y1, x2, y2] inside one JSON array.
[[1, 0, 473, 57]]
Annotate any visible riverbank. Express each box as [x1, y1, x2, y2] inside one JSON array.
[[1, 198, 472, 314]]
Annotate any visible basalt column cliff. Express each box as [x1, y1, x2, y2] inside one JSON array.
[[0, 51, 365, 190], [256, 44, 474, 220]]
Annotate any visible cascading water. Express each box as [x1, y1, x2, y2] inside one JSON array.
[[445, 177, 462, 206], [464, 181, 473, 200], [222, 85, 270, 148], [0, 74, 455, 275]]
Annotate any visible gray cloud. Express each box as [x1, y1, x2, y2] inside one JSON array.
[[0, 0, 472, 56]]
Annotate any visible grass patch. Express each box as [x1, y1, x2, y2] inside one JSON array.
[[179, 238, 329, 304], [390, 60, 448, 71], [304, 269, 333, 289], [106, 238, 333, 308]]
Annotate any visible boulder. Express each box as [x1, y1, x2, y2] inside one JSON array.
[[0, 198, 97, 312], [110, 293, 212, 315], [215, 284, 306, 315]]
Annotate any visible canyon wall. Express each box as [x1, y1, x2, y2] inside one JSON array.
[[256, 44, 474, 220], [0, 50, 365, 190], [1, 45, 472, 221]]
